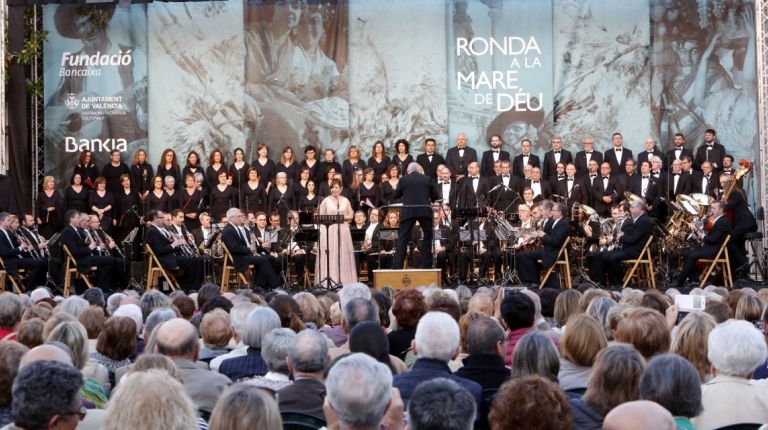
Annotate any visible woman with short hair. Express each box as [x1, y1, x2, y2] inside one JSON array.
[[640, 354, 702, 430], [208, 383, 282, 430]]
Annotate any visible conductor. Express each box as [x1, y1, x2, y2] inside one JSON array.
[[393, 163, 440, 269]]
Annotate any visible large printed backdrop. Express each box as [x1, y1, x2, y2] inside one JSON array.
[[44, 0, 759, 189]]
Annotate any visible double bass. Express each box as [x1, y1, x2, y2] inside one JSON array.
[[713, 159, 752, 230]]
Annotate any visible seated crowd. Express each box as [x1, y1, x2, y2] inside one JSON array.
[[2, 282, 768, 429]]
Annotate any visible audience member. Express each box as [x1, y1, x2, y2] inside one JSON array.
[[78, 306, 106, 353], [209, 302, 258, 372], [554, 289, 582, 330], [199, 309, 232, 364], [208, 384, 282, 430], [511, 332, 560, 382], [408, 378, 476, 430], [277, 329, 329, 419], [614, 307, 670, 359], [455, 315, 509, 391], [138, 290, 171, 321], [14, 319, 43, 350], [0, 342, 28, 426], [602, 400, 674, 430], [640, 354, 702, 430], [558, 314, 607, 392], [8, 361, 84, 430], [246, 328, 294, 392], [0, 293, 22, 341], [349, 321, 396, 374], [218, 306, 281, 381], [388, 290, 427, 361], [500, 291, 536, 365], [489, 375, 573, 430], [670, 311, 716, 381], [90, 316, 136, 387], [46, 321, 109, 407]]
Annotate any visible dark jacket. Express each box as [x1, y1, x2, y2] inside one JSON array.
[[416, 152, 446, 179], [701, 215, 732, 256], [392, 358, 482, 409], [144, 224, 179, 270], [454, 354, 510, 391], [277, 377, 326, 419], [60, 225, 94, 272], [218, 347, 267, 382], [480, 149, 510, 177], [445, 146, 478, 178], [542, 149, 573, 180], [570, 398, 604, 430], [619, 214, 653, 258], [512, 154, 540, 178], [574, 151, 603, 176], [221, 223, 253, 272], [393, 172, 439, 221], [542, 218, 570, 267], [603, 147, 633, 173]]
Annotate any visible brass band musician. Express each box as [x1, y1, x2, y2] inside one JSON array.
[[675, 201, 731, 288], [144, 210, 203, 292], [517, 201, 570, 286]]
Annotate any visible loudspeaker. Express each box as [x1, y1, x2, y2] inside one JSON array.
[[372, 269, 441, 290]]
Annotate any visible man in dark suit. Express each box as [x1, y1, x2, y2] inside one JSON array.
[[629, 161, 662, 218], [590, 162, 619, 217], [615, 158, 638, 198], [416, 138, 446, 180], [512, 138, 540, 178], [436, 166, 459, 210], [59, 210, 117, 291], [603, 132, 633, 173], [720, 173, 758, 275], [0, 212, 47, 288], [694, 129, 726, 172], [558, 163, 587, 206], [144, 210, 202, 291], [392, 163, 440, 269], [589, 200, 654, 287], [221, 208, 280, 289], [661, 159, 692, 200], [453, 316, 510, 391], [191, 212, 212, 246], [480, 134, 510, 178], [524, 167, 552, 202], [489, 160, 522, 213], [542, 136, 573, 180], [277, 330, 328, 420], [574, 137, 603, 177], [664, 133, 694, 171], [517, 201, 570, 286], [676, 201, 731, 287], [444, 132, 477, 180], [637, 136, 661, 168], [690, 161, 717, 197], [457, 162, 490, 209]]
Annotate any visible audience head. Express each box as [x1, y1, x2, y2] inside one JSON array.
[[466, 315, 505, 357], [602, 400, 674, 430], [106, 293, 126, 316], [155, 318, 199, 361], [20, 344, 74, 368], [46, 321, 89, 370], [0, 293, 22, 330], [339, 282, 372, 309], [500, 291, 535, 331], [230, 302, 259, 341], [139, 290, 171, 320], [554, 289, 582, 327], [144, 307, 179, 340], [293, 292, 326, 329], [242, 307, 281, 349], [96, 317, 137, 362], [560, 314, 608, 367], [392, 290, 427, 330], [15, 318, 44, 349], [171, 296, 196, 320], [349, 321, 394, 373], [12, 361, 84, 430], [489, 376, 573, 430], [326, 353, 393, 430], [614, 308, 670, 359], [261, 328, 295, 374], [269, 295, 306, 332], [708, 319, 768, 378], [409, 378, 476, 430], [343, 298, 379, 333], [54, 296, 89, 318], [208, 384, 282, 430], [200, 309, 232, 350], [0, 341, 28, 407], [112, 304, 143, 335], [640, 354, 702, 419], [288, 329, 329, 375], [81, 288, 105, 307], [670, 311, 716, 381], [467, 292, 494, 316], [511, 332, 560, 382], [583, 344, 645, 415], [735, 295, 764, 322], [414, 311, 460, 362], [78, 306, 106, 340], [586, 296, 616, 339]]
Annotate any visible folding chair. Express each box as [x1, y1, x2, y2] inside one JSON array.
[[63, 245, 95, 297], [621, 236, 655, 289], [0, 257, 25, 294], [540, 237, 572, 289], [699, 235, 733, 288], [144, 245, 180, 291], [220, 243, 251, 292]]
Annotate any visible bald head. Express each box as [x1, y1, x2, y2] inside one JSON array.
[[468, 293, 494, 316], [20, 344, 73, 368], [155, 318, 199, 360], [603, 401, 674, 430]]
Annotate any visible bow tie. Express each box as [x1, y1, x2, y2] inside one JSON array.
[[567, 178, 574, 181], [590, 174, 597, 178], [652, 171, 660, 175], [493, 150, 499, 153], [673, 173, 680, 176], [705, 175, 710, 179], [615, 148, 622, 152], [532, 181, 540, 184], [554, 150, 560, 154], [585, 151, 592, 154], [642, 176, 649, 179], [471, 176, 478, 180], [557, 175, 565, 179], [502, 175, 510, 178], [602, 176, 609, 179], [442, 181, 450, 185]]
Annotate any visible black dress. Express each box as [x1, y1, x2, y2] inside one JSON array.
[[267, 185, 295, 226], [129, 163, 153, 196], [146, 190, 170, 213], [359, 183, 380, 210], [367, 156, 391, 179], [242, 181, 266, 214], [318, 181, 334, 199], [182, 165, 205, 185], [179, 188, 204, 232], [64, 186, 90, 214], [73, 164, 99, 188], [165, 190, 180, 211], [393, 154, 413, 175], [299, 194, 320, 211], [342, 159, 367, 187], [205, 165, 228, 189], [301, 160, 321, 184], [209, 185, 234, 222], [317, 161, 342, 183], [114, 189, 141, 241], [36, 190, 64, 238], [294, 180, 310, 203], [101, 162, 130, 194], [229, 162, 250, 208], [88, 191, 114, 233], [276, 161, 299, 184], [156, 165, 181, 189], [253, 159, 277, 184], [379, 181, 400, 205]]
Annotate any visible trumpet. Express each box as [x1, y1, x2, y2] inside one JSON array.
[[97, 228, 126, 259]]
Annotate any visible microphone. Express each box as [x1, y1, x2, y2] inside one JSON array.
[[488, 183, 507, 193]]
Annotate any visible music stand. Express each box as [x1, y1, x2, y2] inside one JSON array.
[[314, 214, 345, 290], [201, 229, 221, 284], [456, 207, 489, 285], [122, 227, 144, 290]]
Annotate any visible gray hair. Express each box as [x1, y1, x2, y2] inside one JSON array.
[[587, 297, 617, 339], [339, 282, 371, 308], [225, 208, 242, 221], [241, 307, 281, 348], [343, 298, 379, 332], [466, 316, 505, 356], [46, 320, 89, 370], [0, 292, 22, 328], [144, 307, 179, 340], [326, 353, 392, 428], [230, 303, 259, 337], [12, 361, 83, 430], [708, 319, 768, 377], [107, 293, 127, 315], [415, 312, 459, 362], [140, 290, 171, 321], [261, 328, 295, 372], [113, 304, 143, 335], [407, 162, 423, 175], [30, 287, 52, 303], [55, 296, 89, 318], [408, 378, 476, 430], [289, 329, 328, 373], [511, 332, 560, 382]]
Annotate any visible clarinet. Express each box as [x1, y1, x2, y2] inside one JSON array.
[[13, 231, 40, 259], [98, 228, 126, 259]]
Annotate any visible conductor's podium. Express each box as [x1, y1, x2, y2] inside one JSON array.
[[373, 269, 441, 290]]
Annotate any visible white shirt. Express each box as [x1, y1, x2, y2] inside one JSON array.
[[554, 151, 561, 163], [441, 181, 451, 201], [641, 176, 649, 198], [522, 155, 529, 166], [364, 222, 377, 244], [673, 173, 680, 193], [702, 175, 710, 192], [531, 181, 542, 197], [492, 150, 500, 162]]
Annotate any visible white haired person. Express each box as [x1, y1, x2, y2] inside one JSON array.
[[693, 320, 768, 429]]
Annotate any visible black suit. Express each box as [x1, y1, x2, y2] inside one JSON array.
[[590, 214, 653, 286], [416, 152, 446, 180], [689, 171, 717, 197], [574, 151, 603, 177], [542, 149, 573, 180], [392, 172, 439, 269], [60, 225, 118, 291], [511, 154, 540, 178], [628, 175, 661, 217], [445, 147, 478, 178], [221, 224, 280, 289], [457, 176, 490, 208], [724, 190, 758, 269], [557, 177, 587, 206], [489, 175, 522, 212], [517, 218, 570, 284], [603, 147, 633, 173], [436, 179, 459, 210], [678, 215, 732, 286], [480, 149, 510, 178], [590, 175, 619, 217], [664, 147, 694, 171], [694, 143, 726, 171], [0, 229, 46, 288], [144, 224, 202, 291], [661, 171, 692, 200], [524, 179, 552, 202], [636, 150, 660, 168]]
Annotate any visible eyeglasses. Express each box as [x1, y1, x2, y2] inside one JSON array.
[[63, 405, 87, 421]]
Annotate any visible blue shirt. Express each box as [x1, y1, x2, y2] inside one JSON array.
[[218, 347, 267, 382]]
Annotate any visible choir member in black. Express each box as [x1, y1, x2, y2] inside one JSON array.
[[661, 159, 692, 201], [113, 174, 141, 242], [691, 161, 718, 198], [512, 138, 541, 178], [60, 210, 120, 292], [517, 202, 571, 287], [299, 180, 320, 211], [318, 166, 339, 199], [223, 208, 281, 290], [575, 137, 603, 177], [253, 143, 277, 189], [101, 150, 130, 195], [209, 170, 235, 223], [342, 145, 367, 187], [182, 151, 205, 188], [629, 161, 662, 219], [480, 134, 511, 178], [89, 178, 114, 233], [179, 174, 204, 233], [637, 137, 660, 168], [437, 166, 459, 210], [367, 141, 391, 180], [549, 162, 566, 185], [36, 176, 64, 238], [318, 148, 342, 184], [146, 175, 170, 214], [416, 138, 446, 180], [392, 139, 414, 175], [558, 163, 587, 206], [603, 133, 633, 174], [164, 176, 180, 212], [144, 209, 203, 292], [242, 168, 267, 215], [445, 132, 478, 180], [230, 147, 250, 209], [267, 172, 295, 227], [294, 167, 312, 204], [65, 173, 90, 214], [157, 149, 181, 190], [358, 168, 380, 211], [542, 136, 573, 180], [276, 146, 299, 184], [0, 212, 47, 288], [129, 148, 153, 202], [301, 145, 321, 184], [615, 158, 637, 198], [379, 164, 402, 206], [526, 167, 552, 202], [73, 150, 99, 189], [590, 162, 619, 218], [205, 149, 228, 190], [719, 173, 758, 275], [676, 201, 731, 288], [694, 129, 726, 171]]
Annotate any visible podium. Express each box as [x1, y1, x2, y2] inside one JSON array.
[[372, 269, 441, 290]]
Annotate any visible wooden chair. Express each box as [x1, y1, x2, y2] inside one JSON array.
[[699, 235, 733, 288], [220, 243, 251, 292], [621, 236, 655, 289], [144, 245, 181, 291], [540, 237, 571, 289], [0, 257, 25, 294], [63, 245, 96, 297]]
